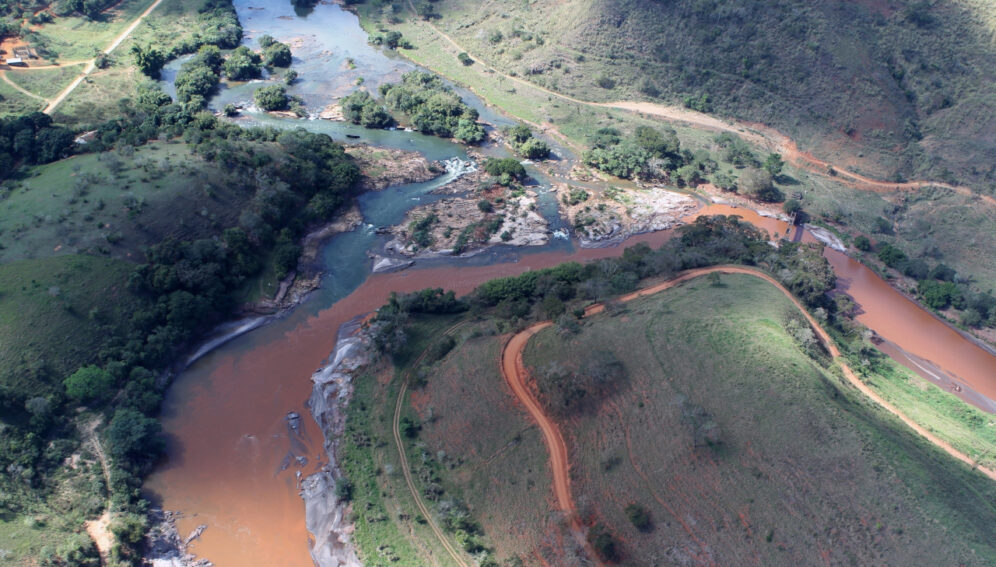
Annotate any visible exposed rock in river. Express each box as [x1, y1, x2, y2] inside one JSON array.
[[385, 168, 550, 257], [370, 255, 414, 273], [302, 318, 371, 567], [345, 146, 444, 191], [555, 183, 698, 247], [145, 509, 212, 567]]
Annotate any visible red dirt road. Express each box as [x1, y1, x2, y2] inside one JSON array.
[[500, 266, 996, 562]]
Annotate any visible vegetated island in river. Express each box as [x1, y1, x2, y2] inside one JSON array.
[[320, 215, 996, 566]]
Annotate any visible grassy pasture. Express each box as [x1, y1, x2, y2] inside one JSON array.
[[26, 0, 157, 63], [0, 77, 45, 114], [0, 142, 256, 264], [4, 65, 86, 99], [50, 63, 146, 127], [0, 254, 146, 399], [347, 272, 996, 565], [519, 274, 996, 565]]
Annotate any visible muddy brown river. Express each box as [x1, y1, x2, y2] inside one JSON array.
[[143, 2, 996, 565], [145, 203, 996, 566]]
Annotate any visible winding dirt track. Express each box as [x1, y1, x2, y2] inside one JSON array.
[[393, 322, 472, 567], [401, 7, 994, 207], [0, 71, 46, 100], [500, 266, 996, 560]]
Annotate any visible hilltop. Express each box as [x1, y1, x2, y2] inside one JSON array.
[[339, 221, 996, 566]]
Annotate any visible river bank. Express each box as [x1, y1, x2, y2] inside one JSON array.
[[143, 2, 996, 566], [302, 317, 370, 567]]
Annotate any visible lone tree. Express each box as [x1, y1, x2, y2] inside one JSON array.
[[131, 45, 166, 78]]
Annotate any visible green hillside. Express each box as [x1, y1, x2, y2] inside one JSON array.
[[420, 0, 996, 191], [351, 271, 996, 565]]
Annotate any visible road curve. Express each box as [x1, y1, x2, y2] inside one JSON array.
[[499, 266, 996, 550]]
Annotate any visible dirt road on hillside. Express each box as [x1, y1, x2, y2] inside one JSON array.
[[500, 267, 996, 553], [401, 9, 993, 206]]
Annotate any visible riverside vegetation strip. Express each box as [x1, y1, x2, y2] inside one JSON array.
[[342, 216, 996, 565], [350, 0, 996, 318]]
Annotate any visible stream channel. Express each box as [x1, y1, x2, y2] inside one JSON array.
[[144, 2, 996, 566]]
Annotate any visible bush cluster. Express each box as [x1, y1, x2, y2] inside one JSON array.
[[379, 71, 487, 143], [504, 124, 550, 159]]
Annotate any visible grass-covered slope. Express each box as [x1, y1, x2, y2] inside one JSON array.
[[425, 0, 996, 191], [522, 274, 996, 565], [0, 255, 146, 401], [1, 143, 259, 264], [353, 270, 996, 565]]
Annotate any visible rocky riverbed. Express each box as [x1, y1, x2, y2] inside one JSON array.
[[385, 173, 550, 258], [345, 146, 444, 191], [302, 318, 372, 567], [555, 182, 699, 246]]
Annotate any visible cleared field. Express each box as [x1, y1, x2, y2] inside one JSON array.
[[50, 64, 146, 126], [0, 76, 45, 114], [4, 65, 87, 99], [26, 0, 158, 63], [519, 274, 996, 565]]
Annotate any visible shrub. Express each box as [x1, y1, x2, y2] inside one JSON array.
[[877, 242, 907, 269], [223, 46, 262, 80], [254, 85, 289, 111], [854, 235, 871, 251], [64, 366, 115, 402], [334, 477, 354, 501], [131, 45, 166, 78], [263, 41, 292, 67], [588, 524, 620, 562], [106, 409, 164, 474], [484, 158, 526, 184], [625, 504, 653, 532], [458, 52, 474, 66], [737, 168, 782, 202], [596, 75, 616, 89], [519, 138, 550, 160]]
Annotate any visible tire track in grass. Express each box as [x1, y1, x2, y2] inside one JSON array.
[[392, 321, 472, 567]]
